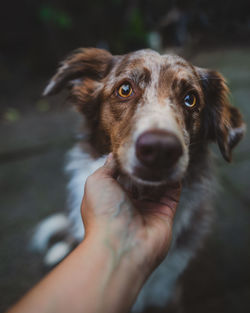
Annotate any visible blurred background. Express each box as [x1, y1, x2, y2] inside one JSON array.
[[0, 0, 249, 312]]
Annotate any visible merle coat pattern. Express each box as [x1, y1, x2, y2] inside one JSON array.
[[33, 48, 245, 312]]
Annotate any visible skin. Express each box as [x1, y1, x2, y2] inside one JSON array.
[[7, 154, 181, 313]]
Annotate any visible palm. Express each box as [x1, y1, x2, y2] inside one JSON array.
[[82, 169, 181, 271]]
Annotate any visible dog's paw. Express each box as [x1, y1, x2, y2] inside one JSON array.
[[44, 241, 71, 266], [30, 213, 71, 252], [30, 213, 79, 267]]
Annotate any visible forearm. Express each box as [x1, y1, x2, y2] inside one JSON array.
[[8, 234, 147, 313], [8, 156, 179, 313]]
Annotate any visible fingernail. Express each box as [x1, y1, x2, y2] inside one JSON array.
[[104, 153, 113, 166], [107, 153, 113, 162]]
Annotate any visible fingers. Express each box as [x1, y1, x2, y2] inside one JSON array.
[[132, 182, 181, 220], [91, 153, 118, 180], [159, 182, 181, 206], [153, 182, 181, 216], [103, 153, 117, 175], [90, 155, 181, 220], [132, 199, 177, 220]]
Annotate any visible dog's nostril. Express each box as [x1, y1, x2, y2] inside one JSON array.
[[138, 145, 157, 165], [141, 146, 155, 157], [136, 130, 183, 169]]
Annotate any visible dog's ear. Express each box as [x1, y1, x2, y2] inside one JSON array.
[[43, 48, 113, 96], [198, 68, 246, 162]]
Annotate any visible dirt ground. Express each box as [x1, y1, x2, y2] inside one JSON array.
[[0, 48, 250, 312]]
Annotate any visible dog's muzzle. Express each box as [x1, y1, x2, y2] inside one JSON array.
[[134, 129, 183, 182]]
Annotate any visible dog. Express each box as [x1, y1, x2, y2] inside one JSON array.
[[32, 48, 245, 312]]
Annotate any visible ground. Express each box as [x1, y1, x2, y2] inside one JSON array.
[[0, 48, 250, 312]]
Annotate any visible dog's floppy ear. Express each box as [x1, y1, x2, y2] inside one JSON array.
[[43, 48, 113, 96], [198, 68, 246, 162]]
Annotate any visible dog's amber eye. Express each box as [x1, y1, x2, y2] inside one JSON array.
[[184, 94, 197, 108], [118, 83, 133, 98]]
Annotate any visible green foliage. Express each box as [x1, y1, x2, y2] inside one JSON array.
[[4, 108, 20, 122], [39, 5, 72, 29], [36, 100, 50, 113], [5, 0, 249, 75], [113, 7, 149, 52], [127, 8, 147, 41]]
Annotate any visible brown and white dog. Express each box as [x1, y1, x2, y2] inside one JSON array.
[[33, 48, 245, 312]]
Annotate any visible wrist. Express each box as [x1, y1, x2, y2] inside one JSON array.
[[84, 222, 155, 278], [79, 231, 149, 313]]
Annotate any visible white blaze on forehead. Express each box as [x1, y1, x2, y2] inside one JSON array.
[[134, 100, 181, 140], [118, 97, 189, 183], [111, 49, 190, 182], [143, 60, 161, 99]]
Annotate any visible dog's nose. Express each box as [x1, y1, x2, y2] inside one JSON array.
[[136, 130, 183, 169]]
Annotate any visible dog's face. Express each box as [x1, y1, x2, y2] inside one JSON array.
[[44, 48, 245, 185]]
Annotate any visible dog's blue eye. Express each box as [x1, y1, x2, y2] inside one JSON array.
[[184, 94, 197, 108]]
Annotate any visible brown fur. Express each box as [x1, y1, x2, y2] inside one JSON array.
[[42, 48, 246, 311], [44, 47, 245, 183]]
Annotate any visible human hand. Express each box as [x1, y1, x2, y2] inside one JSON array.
[[8, 154, 181, 313], [81, 154, 181, 274]]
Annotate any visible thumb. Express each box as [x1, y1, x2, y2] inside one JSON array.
[[95, 153, 118, 178]]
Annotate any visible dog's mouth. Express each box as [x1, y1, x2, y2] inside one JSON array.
[[115, 129, 187, 186], [131, 163, 181, 186], [117, 158, 183, 187]]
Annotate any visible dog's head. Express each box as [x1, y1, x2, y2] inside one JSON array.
[[44, 48, 245, 185]]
